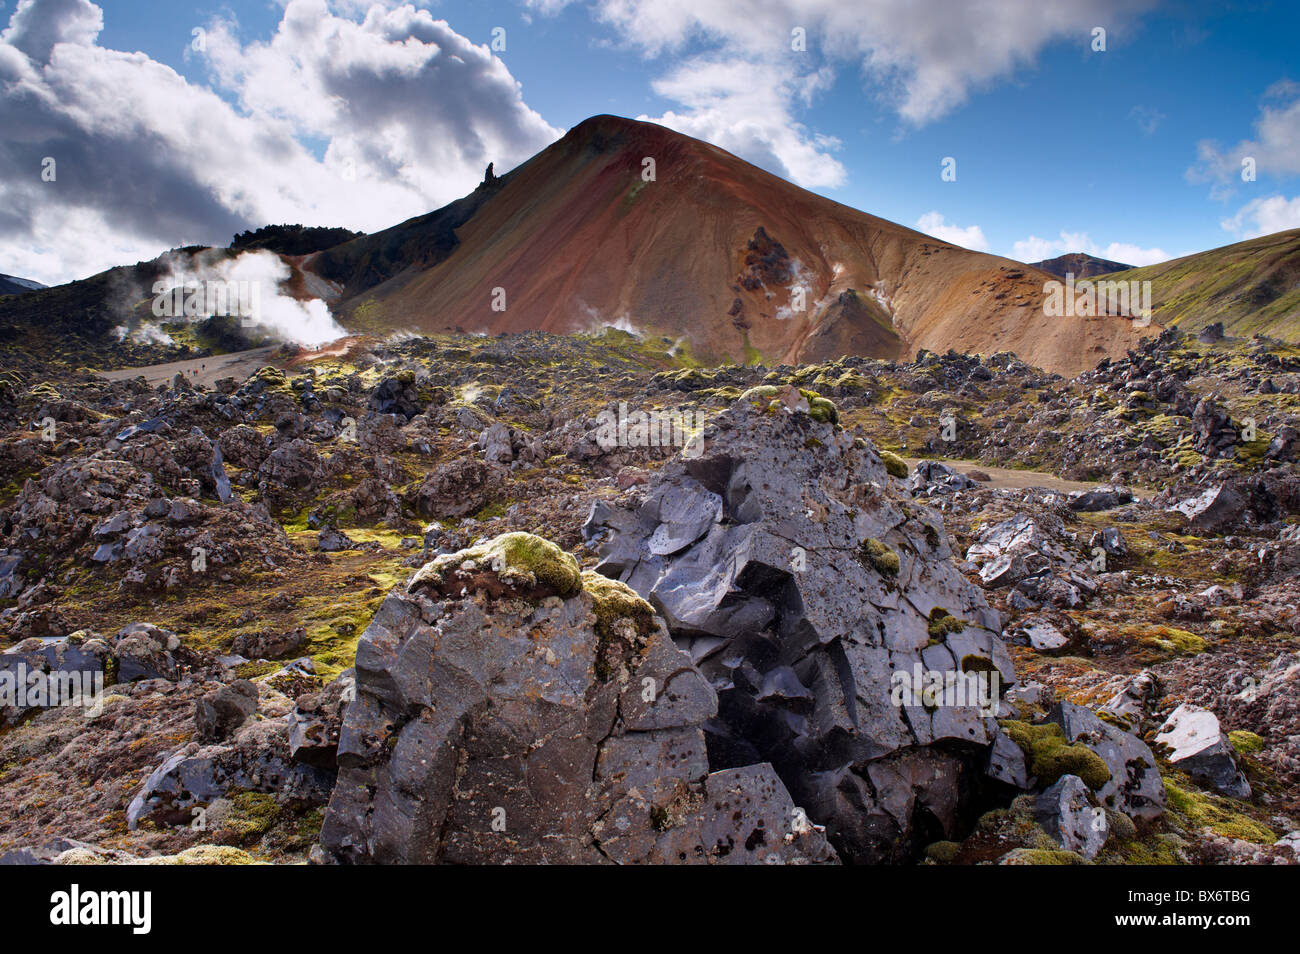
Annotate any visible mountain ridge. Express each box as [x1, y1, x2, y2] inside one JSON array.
[[304, 115, 1158, 376]]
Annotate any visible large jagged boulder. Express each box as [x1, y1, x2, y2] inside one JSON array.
[[317, 531, 835, 864], [583, 388, 1015, 862]]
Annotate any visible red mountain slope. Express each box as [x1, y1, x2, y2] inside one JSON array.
[[309, 115, 1159, 376]]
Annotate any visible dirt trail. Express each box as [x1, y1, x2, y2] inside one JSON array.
[[98, 346, 278, 389], [904, 457, 1107, 494]]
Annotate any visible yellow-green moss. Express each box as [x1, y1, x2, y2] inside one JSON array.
[[737, 385, 839, 425], [1132, 625, 1207, 657], [924, 840, 962, 863], [879, 449, 910, 479], [224, 789, 281, 842], [1000, 848, 1088, 865], [412, 531, 582, 599], [999, 719, 1112, 790], [862, 537, 900, 576], [1228, 730, 1264, 755], [927, 607, 966, 639], [582, 570, 654, 636], [581, 570, 657, 681], [135, 845, 262, 865], [1164, 780, 1275, 843]]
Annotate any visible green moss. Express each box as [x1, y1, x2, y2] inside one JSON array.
[[999, 719, 1112, 790], [582, 570, 654, 637], [927, 607, 965, 639], [879, 449, 910, 479], [924, 840, 962, 863], [862, 537, 900, 576], [581, 570, 657, 681], [411, 531, 582, 600], [224, 790, 281, 843], [1164, 779, 1275, 843], [1228, 730, 1264, 755], [248, 366, 294, 396], [1000, 848, 1088, 865], [1105, 809, 1138, 842], [805, 392, 838, 425], [1129, 625, 1207, 657], [736, 385, 838, 425], [233, 660, 278, 680], [134, 845, 262, 866], [960, 654, 997, 675], [1106, 832, 1187, 865]]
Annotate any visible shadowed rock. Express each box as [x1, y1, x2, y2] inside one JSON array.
[[584, 390, 1015, 862], [316, 531, 835, 864]]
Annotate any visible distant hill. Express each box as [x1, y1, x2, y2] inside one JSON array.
[[0, 274, 46, 297], [1105, 230, 1300, 340], [1031, 253, 1134, 279], [230, 224, 361, 257]]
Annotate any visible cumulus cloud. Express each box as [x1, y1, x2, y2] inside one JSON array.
[[1220, 194, 1300, 239], [915, 211, 989, 251], [644, 58, 845, 188], [1191, 79, 1300, 186], [0, 0, 562, 285], [1012, 231, 1171, 267], [531, 0, 1155, 188]]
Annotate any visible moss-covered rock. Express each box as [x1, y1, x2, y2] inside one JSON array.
[[1228, 730, 1264, 755], [999, 719, 1112, 790], [999, 847, 1088, 865], [582, 570, 654, 637], [927, 607, 965, 639], [879, 449, 910, 479], [924, 840, 962, 863], [409, 531, 582, 601], [861, 537, 900, 576], [1164, 779, 1275, 843], [737, 385, 839, 425]]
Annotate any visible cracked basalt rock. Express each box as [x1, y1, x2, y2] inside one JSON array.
[[1035, 774, 1109, 859], [583, 392, 1014, 863], [316, 531, 835, 864], [127, 717, 336, 830], [1049, 702, 1167, 821]]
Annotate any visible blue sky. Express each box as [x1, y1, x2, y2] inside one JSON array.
[[4, 0, 1300, 284]]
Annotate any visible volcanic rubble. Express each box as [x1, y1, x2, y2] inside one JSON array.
[[0, 326, 1298, 864]]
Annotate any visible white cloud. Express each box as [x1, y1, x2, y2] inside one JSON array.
[[641, 58, 845, 188], [0, 0, 562, 285], [1191, 80, 1300, 186], [525, 0, 1155, 197], [1012, 231, 1171, 267], [1102, 242, 1175, 266], [915, 211, 989, 251], [1220, 194, 1300, 238]]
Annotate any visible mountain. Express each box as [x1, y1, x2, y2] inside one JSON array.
[[1104, 229, 1300, 340], [1032, 253, 1133, 279], [0, 273, 45, 297], [304, 115, 1157, 376]]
